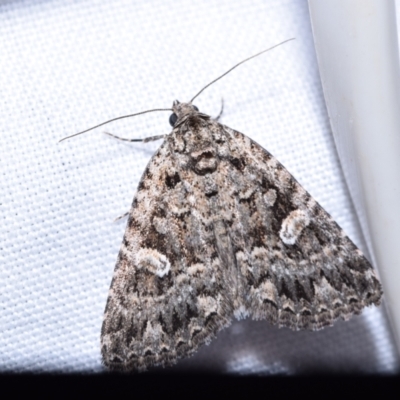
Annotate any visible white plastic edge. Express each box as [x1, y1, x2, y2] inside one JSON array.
[[308, 0, 400, 354]]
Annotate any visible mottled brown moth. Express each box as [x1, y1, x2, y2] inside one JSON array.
[[61, 39, 382, 372]]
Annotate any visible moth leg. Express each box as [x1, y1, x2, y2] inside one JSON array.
[[213, 98, 224, 122], [104, 131, 166, 143], [113, 211, 129, 223]]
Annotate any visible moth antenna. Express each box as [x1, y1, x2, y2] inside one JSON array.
[[59, 108, 172, 143], [190, 38, 295, 104]]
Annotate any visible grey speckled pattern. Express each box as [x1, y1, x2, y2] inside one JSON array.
[[101, 102, 381, 372]]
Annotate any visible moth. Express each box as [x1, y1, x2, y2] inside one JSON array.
[[61, 40, 382, 372]]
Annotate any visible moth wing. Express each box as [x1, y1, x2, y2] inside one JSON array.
[[101, 140, 233, 372], [219, 125, 382, 330]]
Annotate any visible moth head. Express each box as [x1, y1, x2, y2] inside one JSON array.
[[169, 100, 199, 127]]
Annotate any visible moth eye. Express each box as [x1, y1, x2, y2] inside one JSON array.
[[169, 113, 178, 127], [193, 105, 199, 111]]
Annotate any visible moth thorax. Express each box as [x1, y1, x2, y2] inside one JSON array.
[[190, 146, 218, 175]]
